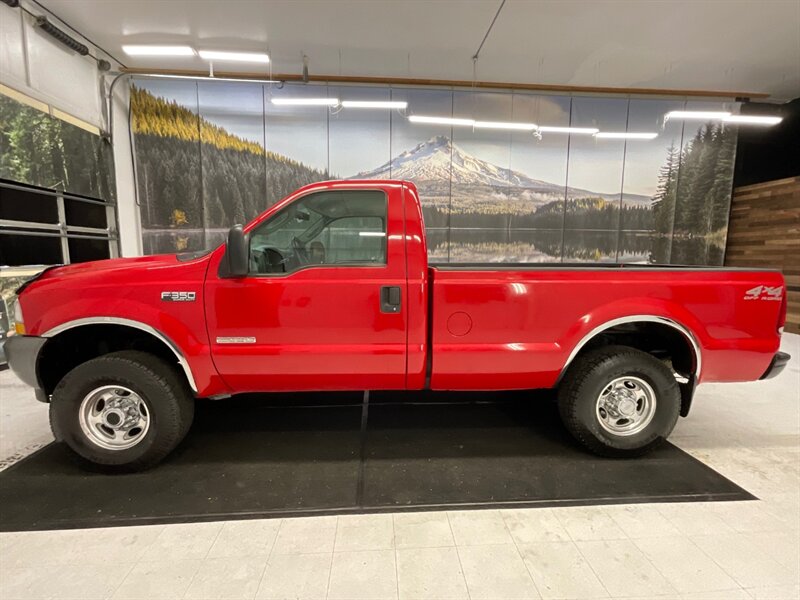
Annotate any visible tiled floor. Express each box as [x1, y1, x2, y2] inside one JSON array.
[[0, 334, 798, 600]]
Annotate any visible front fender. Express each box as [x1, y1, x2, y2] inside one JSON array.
[[18, 256, 229, 397]]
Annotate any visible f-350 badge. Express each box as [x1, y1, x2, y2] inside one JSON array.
[[161, 291, 196, 302]]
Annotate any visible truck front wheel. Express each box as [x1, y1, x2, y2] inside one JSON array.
[[50, 351, 194, 471], [558, 345, 680, 457]]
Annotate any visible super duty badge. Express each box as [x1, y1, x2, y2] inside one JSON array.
[[161, 291, 196, 302]]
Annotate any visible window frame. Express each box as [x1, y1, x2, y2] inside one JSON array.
[[246, 188, 389, 277], [0, 180, 118, 266]]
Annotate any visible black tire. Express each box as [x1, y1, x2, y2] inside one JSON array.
[[50, 351, 194, 472], [558, 345, 680, 457]]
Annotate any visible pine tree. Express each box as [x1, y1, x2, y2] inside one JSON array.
[[707, 125, 736, 232], [674, 129, 701, 233], [652, 143, 679, 235]]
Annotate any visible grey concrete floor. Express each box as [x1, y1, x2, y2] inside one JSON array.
[[0, 334, 798, 599]]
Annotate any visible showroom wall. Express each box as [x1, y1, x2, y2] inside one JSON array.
[[0, 3, 104, 129], [725, 176, 799, 333], [0, 2, 120, 269], [0, 3, 116, 201], [132, 79, 739, 265]]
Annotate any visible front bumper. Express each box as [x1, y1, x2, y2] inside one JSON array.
[[760, 351, 791, 380], [4, 335, 49, 402]]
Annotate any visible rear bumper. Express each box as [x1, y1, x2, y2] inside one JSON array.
[[4, 335, 49, 402], [760, 351, 791, 380]]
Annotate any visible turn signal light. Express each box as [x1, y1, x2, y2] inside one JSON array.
[[13, 301, 25, 335]]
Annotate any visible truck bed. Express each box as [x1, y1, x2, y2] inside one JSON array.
[[431, 263, 776, 271], [427, 264, 784, 390]]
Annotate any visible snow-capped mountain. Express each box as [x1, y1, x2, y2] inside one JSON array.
[[356, 135, 560, 191], [354, 135, 649, 205]]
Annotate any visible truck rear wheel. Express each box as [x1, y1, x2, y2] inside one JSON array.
[[558, 345, 680, 457], [50, 351, 194, 471]]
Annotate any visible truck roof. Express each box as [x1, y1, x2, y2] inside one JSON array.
[[292, 179, 415, 193]]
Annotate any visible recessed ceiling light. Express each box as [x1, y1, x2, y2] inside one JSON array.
[[474, 121, 538, 131], [595, 132, 658, 140], [665, 110, 731, 121], [198, 50, 270, 63], [723, 114, 783, 126], [271, 98, 339, 106], [408, 115, 475, 126], [537, 126, 599, 134], [122, 45, 195, 57], [341, 100, 408, 109]]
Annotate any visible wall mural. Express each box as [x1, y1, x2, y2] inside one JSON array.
[[131, 79, 737, 264]]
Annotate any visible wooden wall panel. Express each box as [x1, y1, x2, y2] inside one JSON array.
[[725, 176, 800, 333]]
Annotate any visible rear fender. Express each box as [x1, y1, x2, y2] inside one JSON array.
[[558, 298, 707, 381]]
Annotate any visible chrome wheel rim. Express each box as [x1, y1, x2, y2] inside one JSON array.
[[596, 376, 656, 436], [78, 385, 150, 450]]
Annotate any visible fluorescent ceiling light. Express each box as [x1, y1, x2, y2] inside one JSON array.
[[143, 74, 280, 84], [537, 126, 599, 134], [341, 100, 408, 109], [359, 231, 386, 237], [474, 120, 537, 131], [122, 45, 195, 57], [723, 114, 783, 125], [271, 98, 339, 106], [595, 132, 658, 140], [408, 115, 475, 126], [665, 110, 731, 121], [198, 50, 270, 63]]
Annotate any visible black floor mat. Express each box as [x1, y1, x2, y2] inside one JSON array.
[[0, 391, 754, 531]]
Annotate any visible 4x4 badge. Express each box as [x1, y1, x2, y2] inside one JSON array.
[[744, 286, 783, 301]]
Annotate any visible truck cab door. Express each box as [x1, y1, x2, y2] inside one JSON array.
[[205, 185, 407, 392]]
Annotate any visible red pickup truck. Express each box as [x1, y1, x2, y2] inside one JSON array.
[[6, 180, 790, 470]]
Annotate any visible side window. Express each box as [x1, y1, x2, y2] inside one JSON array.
[[311, 216, 385, 264], [249, 190, 387, 274]]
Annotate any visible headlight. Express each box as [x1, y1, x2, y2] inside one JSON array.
[[13, 300, 25, 335]]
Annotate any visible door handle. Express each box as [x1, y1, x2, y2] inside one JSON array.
[[380, 286, 401, 313]]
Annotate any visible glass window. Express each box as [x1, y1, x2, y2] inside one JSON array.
[[249, 189, 387, 274], [64, 199, 108, 229], [0, 233, 63, 265], [0, 186, 59, 224], [68, 237, 111, 263]]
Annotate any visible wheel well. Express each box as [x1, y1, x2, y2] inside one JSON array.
[[38, 324, 184, 396], [580, 321, 696, 377], [568, 321, 699, 417]]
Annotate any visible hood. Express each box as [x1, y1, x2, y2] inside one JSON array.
[[18, 252, 212, 294]]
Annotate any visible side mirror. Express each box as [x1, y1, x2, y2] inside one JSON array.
[[225, 225, 249, 277]]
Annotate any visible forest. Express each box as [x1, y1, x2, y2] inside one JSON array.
[[425, 197, 652, 230], [0, 94, 115, 200], [131, 86, 329, 231], [652, 123, 736, 238]]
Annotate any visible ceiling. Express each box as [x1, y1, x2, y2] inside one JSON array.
[[35, 0, 800, 100]]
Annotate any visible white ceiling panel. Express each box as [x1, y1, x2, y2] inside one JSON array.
[[32, 0, 800, 100]]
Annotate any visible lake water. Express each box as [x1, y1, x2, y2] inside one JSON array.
[[143, 228, 723, 266]]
